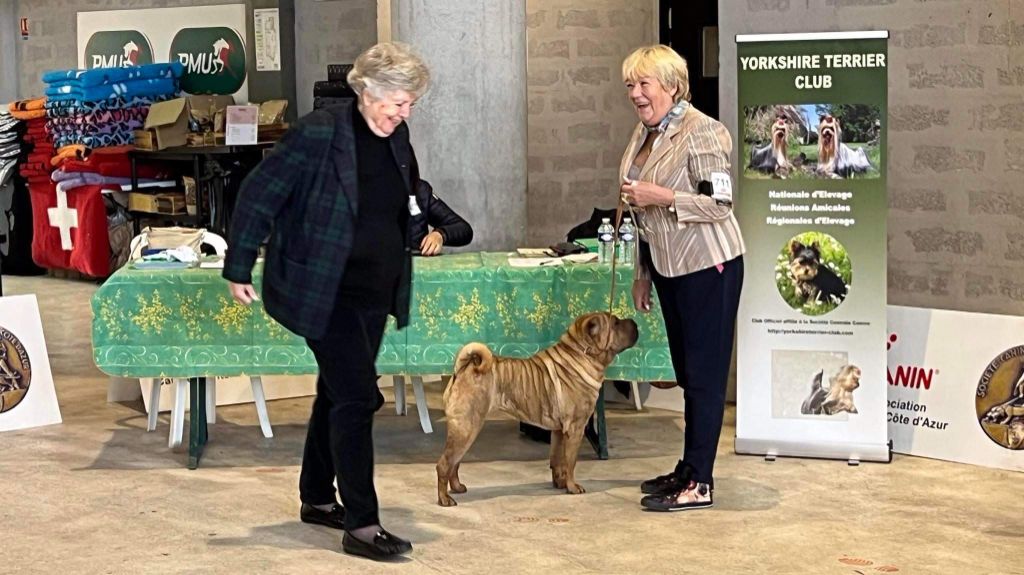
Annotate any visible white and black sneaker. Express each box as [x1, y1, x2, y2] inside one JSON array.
[[640, 480, 713, 512]]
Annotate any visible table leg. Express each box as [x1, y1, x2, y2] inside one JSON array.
[[586, 384, 609, 460], [188, 377, 208, 469]]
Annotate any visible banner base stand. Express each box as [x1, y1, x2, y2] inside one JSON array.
[[735, 438, 892, 464]]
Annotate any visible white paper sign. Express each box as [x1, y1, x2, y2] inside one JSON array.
[[888, 305, 1024, 472], [253, 8, 281, 72], [225, 105, 259, 146], [0, 295, 61, 432]]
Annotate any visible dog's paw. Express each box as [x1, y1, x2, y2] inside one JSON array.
[[450, 483, 468, 494], [565, 482, 586, 495], [437, 495, 458, 507], [552, 478, 567, 489]]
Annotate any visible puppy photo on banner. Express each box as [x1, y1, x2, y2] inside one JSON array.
[[775, 231, 852, 315]]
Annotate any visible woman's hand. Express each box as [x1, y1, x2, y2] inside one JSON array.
[[632, 279, 652, 313], [229, 282, 259, 305], [621, 180, 673, 208], [420, 230, 444, 256]]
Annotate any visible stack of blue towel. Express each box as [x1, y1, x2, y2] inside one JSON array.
[[42, 62, 184, 149]]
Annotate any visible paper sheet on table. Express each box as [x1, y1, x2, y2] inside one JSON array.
[[562, 253, 598, 264], [507, 256, 563, 268]]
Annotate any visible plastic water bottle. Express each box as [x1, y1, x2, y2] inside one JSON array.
[[618, 217, 635, 266], [597, 217, 615, 264]]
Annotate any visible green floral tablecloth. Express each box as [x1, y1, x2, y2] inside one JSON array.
[[91, 253, 674, 381]]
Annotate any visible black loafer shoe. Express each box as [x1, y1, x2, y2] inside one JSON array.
[[342, 529, 413, 561], [300, 502, 346, 530]]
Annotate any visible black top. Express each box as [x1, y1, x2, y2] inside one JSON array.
[[407, 179, 474, 250], [336, 105, 408, 310]]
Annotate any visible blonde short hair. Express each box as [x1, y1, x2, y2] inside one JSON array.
[[621, 45, 690, 103], [347, 42, 431, 100]]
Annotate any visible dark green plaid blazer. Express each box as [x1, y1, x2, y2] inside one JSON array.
[[223, 99, 415, 339]]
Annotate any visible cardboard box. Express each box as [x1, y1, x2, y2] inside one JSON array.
[[139, 98, 189, 150], [258, 100, 288, 125], [129, 192, 187, 214], [258, 122, 289, 141], [188, 95, 235, 133], [133, 129, 157, 151]]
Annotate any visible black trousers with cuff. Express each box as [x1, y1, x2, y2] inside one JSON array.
[[651, 255, 744, 486], [299, 303, 388, 531]]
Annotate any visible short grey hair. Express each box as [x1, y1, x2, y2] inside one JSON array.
[[347, 42, 431, 100]]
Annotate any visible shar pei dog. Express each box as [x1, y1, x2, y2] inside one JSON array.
[[436, 312, 639, 506]]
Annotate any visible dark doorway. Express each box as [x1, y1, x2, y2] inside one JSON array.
[[659, 1, 719, 119]]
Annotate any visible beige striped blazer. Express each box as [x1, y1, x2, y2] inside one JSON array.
[[618, 105, 746, 280]]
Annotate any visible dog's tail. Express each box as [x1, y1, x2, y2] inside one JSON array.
[[453, 343, 494, 376], [444, 343, 495, 404]]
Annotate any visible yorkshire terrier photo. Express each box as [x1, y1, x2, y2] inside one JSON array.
[[788, 240, 848, 306], [816, 115, 872, 178], [800, 364, 862, 416], [748, 116, 792, 178]]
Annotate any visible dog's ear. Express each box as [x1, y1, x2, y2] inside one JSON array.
[[585, 313, 609, 340], [789, 240, 804, 256], [810, 241, 821, 254]]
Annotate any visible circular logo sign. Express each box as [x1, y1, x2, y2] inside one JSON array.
[[976, 345, 1024, 450], [84, 31, 154, 69], [0, 326, 32, 414], [170, 27, 247, 95]]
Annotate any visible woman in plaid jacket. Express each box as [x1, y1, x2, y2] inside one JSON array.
[[224, 42, 429, 561]]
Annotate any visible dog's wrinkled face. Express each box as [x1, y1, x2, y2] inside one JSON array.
[[832, 364, 861, 391], [578, 312, 639, 356], [789, 240, 822, 281]]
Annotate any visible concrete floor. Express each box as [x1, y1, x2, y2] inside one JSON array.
[[1, 274, 1021, 575]]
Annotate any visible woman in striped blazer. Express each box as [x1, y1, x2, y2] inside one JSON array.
[[617, 45, 746, 512]]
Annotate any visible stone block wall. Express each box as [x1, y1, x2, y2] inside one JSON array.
[[525, 0, 656, 245]]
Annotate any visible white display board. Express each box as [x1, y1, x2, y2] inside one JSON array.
[[0, 295, 61, 432], [888, 305, 1024, 472]]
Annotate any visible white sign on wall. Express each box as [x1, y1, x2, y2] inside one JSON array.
[[888, 305, 1024, 472], [253, 8, 281, 72], [0, 295, 61, 432]]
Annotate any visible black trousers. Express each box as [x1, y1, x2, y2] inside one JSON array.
[[300, 303, 387, 531], [652, 256, 743, 485]]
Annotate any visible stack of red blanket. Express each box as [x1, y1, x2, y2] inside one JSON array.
[[8, 98, 70, 273], [43, 145, 175, 277]]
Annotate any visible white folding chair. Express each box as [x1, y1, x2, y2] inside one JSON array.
[[145, 376, 273, 448], [393, 375, 433, 433]]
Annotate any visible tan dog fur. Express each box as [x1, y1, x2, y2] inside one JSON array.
[[435, 312, 639, 507], [822, 364, 861, 414]]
